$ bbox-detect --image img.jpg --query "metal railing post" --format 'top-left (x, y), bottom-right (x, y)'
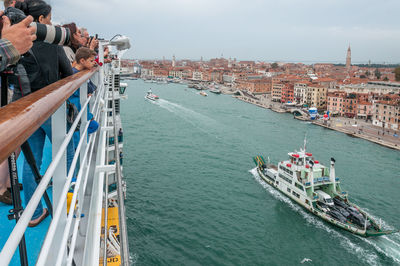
top-left (50, 102), bottom-right (68, 264)
top-left (80, 81), bottom-right (88, 168)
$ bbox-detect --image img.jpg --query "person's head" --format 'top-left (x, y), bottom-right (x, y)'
top-left (77, 27), bottom-right (88, 46)
top-left (75, 47), bottom-right (97, 70)
top-left (15, 0), bottom-right (51, 25)
top-left (79, 28), bottom-right (88, 46)
top-left (62, 22), bottom-right (82, 49)
top-left (4, 0), bottom-right (16, 8)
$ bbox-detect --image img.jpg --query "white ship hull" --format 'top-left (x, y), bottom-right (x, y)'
top-left (256, 167), bottom-right (368, 236)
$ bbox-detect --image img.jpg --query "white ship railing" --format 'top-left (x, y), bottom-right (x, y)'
top-left (0, 48), bottom-right (129, 265)
top-left (0, 67), bottom-right (99, 265)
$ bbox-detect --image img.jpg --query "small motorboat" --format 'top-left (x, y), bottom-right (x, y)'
top-left (199, 91), bottom-right (208, 97)
top-left (145, 89), bottom-right (159, 101)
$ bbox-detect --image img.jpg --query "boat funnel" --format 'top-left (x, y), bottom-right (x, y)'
top-left (330, 158), bottom-right (336, 193)
top-left (309, 161), bottom-right (314, 194)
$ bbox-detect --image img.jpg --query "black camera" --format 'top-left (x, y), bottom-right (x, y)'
top-left (2, 7), bottom-right (70, 46)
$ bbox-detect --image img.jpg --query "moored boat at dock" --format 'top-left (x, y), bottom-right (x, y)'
top-left (209, 88), bottom-right (221, 94)
top-left (252, 142), bottom-right (398, 237)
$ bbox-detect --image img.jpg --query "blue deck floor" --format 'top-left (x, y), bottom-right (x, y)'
top-left (0, 138), bottom-right (52, 265)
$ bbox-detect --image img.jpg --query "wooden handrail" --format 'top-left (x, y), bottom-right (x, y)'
top-left (0, 68), bottom-right (98, 163)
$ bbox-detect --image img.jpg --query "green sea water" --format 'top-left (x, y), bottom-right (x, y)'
top-left (122, 80), bottom-right (400, 265)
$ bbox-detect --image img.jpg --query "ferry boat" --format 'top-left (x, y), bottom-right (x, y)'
top-left (253, 143), bottom-right (398, 237)
top-left (0, 36), bottom-right (131, 265)
top-left (145, 89), bottom-right (159, 101)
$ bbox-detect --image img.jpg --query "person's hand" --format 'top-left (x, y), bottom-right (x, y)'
top-left (89, 37), bottom-right (98, 50)
top-left (2, 15), bottom-right (36, 54)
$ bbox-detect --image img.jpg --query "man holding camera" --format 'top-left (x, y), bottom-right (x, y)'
top-left (0, 13), bottom-right (36, 71)
top-left (0, 11), bottom-right (36, 204)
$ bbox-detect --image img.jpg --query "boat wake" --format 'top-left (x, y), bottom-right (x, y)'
top-left (155, 99), bottom-right (218, 135)
top-left (356, 212), bottom-right (400, 264)
top-left (248, 167), bottom-right (400, 266)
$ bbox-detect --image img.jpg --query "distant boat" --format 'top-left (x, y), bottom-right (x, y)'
top-left (145, 89), bottom-right (159, 101)
top-left (209, 88), bottom-right (221, 94)
top-left (199, 91), bottom-right (208, 97)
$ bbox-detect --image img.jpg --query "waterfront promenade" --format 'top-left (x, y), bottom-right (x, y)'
top-left (232, 93), bottom-right (400, 151)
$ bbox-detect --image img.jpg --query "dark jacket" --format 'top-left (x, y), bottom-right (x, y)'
top-left (18, 42), bottom-right (73, 94)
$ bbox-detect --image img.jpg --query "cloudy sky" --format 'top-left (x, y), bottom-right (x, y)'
top-left (50, 0), bottom-right (400, 63)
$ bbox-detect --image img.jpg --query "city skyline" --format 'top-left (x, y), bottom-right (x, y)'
top-left (50, 0), bottom-right (400, 63)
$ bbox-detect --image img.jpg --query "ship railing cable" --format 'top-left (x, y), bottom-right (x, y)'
top-left (0, 68), bottom-right (99, 265)
top-left (111, 71), bottom-right (130, 265)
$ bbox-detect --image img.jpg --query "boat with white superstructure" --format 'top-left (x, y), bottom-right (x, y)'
top-left (145, 89), bottom-right (159, 101)
top-left (253, 141), bottom-right (398, 237)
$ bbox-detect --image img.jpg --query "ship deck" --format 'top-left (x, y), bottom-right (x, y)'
top-left (0, 140), bottom-right (52, 265)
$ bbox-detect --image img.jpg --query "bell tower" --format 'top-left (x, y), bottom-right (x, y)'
top-left (346, 45), bottom-right (351, 72)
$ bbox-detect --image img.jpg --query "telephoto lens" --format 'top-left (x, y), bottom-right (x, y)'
top-left (2, 7), bottom-right (71, 46)
top-left (31, 23), bottom-right (70, 46)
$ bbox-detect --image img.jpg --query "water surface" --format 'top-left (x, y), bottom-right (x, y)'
top-left (122, 80), bottom-right (400, 265)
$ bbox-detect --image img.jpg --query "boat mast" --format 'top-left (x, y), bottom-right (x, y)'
top-left (309, 160), bottom-right (314, 194)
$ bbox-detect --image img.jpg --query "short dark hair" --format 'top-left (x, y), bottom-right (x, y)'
top-left (75, 47), bottom-right (97, 63)
top-left (4, 0), bottom-right (15, 8)
top-left (15, 0), bottom-right (51, 22)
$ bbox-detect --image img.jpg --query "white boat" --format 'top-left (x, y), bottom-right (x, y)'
top-left (199, 91), bottom-right (208, 97)
top-left (253, 141), bottom-right (398, 237)
top-left (209, 88), bottom-right (221, 94)
top-left (145, 89), bottom-right (159, 101)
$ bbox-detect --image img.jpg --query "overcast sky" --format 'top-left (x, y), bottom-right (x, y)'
top-left (50, 0), bottom-right (400, 64)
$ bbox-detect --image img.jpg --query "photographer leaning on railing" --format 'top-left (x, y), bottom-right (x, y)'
top-left (0, 9), bottom-right (36, 203)
top-left (0, 0), bottom-right (76, 228)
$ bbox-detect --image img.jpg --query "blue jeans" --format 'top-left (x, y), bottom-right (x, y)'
top-left (22, 118), bottom-right (75, 219)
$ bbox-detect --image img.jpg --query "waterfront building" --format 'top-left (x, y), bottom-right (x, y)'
top-left (192, 71), bottom-right (203, 81)
top-left (281, 83), bottom-right (294, 103)
top-left (357, 101), bottom-right (373, 120)
top-left (294, 82), bottom-right (309, 105)
top-left (223, 73), bottom-right (235, 84)
top-left (327, 91), bottom-right (347, 116)
top-left (211, 70), bottom-right (223, 83)
top-left (141, 68), bottom-right (154, 78)
top-left (372, 95), bottom-right (400, 130)
top-left (154, 68), bottom-right (169, 78)
top-left (169, 68), bottom-right (185, 79)
top-left (272, 83), bottom-right (283, 102)
top-left (236, 78), bottom-right (272, 94)
top-left (306, 84), bottom-right (327, 110)
top-left (343, 93), bottom-right (358, 118)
